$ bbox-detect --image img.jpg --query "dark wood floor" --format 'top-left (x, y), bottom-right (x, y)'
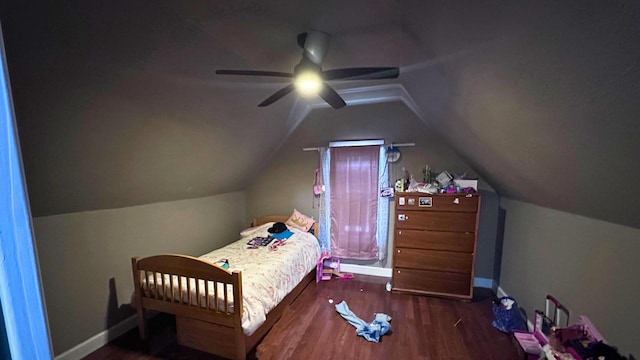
top-left (84, 275), bottom-right (525, 360)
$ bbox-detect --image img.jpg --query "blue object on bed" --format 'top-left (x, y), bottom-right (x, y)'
top-left (272, 230), bottom-right (294, 239)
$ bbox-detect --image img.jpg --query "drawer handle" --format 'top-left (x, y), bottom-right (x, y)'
top-left (398, 230), bottom-right (402, 235)
top-left (397, 249), bottom-right (400, 253)
top-left (397, 270), bottom-right (401, 274)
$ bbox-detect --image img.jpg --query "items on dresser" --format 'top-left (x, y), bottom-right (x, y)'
top-left (392, 193), bottom-right (480, 300)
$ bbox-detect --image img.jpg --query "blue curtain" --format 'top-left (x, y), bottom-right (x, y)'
top-left (317, 147), bottom-right (331, 253)
top-left (376, 146), bottom-right (389, 260)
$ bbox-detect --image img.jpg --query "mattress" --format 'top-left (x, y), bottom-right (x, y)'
top-left (143, 223), bottom-right (321, 335)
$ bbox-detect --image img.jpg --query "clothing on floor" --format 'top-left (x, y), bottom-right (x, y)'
top-left (335, 300), bottom-right (391, 343)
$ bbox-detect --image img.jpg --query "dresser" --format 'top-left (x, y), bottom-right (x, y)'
top-left (392, 193), bottom-right (481, 300)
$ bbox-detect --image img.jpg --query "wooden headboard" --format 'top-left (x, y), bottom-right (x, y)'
top-left (251, 215), bottom-right (319, 237)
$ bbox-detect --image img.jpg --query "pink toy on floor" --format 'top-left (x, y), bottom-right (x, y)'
top-left (321, 268), bottom-right (354, 281)
top-left (316, 253), bottom-right (354, 282)
top-left (334, 271), bottom-right (354, 281)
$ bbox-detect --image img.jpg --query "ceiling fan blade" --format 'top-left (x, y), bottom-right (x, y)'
top-left (258, 84), bottom-right (295, 107)
top-left (297, 33), bottom-right (307, 49)
top-left (303, 30), bottom-right (331, 65)
top-left (216, 69), bottom-right (293, 78)
top-left (318, 83), bottom-right (346, 109)
top-left (323, 67), bottom-right (399, 81)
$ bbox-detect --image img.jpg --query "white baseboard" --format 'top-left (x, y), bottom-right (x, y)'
top-left (339, 264), bottom-right (392, 277)
top-left (55, 315), bottom-right (138, 360)
top-left (340, 266), bottom-right (499, 294)
top-left (497, 285), bottom-right (508, 298)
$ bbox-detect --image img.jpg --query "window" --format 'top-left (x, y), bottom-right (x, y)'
top-left (318, 140), bottom-right (388, 260)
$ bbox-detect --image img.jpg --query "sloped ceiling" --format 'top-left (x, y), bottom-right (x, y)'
top-left (1, 1), bottom-right (639, 229)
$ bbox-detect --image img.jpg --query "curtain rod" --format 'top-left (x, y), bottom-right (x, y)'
top-left (302, 142), bottom-right (415, 151)
top-left (384, 142), bottom-right (415, 147)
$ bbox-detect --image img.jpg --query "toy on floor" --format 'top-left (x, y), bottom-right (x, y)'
top-left (316, 253), bottom-right (353, 282)
top-left (316, 253), bottom-right (336, 281)
top-left (324, 269), bottom-right (354, 281)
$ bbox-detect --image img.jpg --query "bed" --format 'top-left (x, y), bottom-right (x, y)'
top-left (131, 215), bottom-right (320, 359)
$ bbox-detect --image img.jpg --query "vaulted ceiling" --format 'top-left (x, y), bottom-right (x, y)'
top-left (2, 1), bottom-right (639, 229)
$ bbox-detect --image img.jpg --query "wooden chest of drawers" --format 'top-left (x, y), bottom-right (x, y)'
top-left (392, 193), bottom-right (480, 300)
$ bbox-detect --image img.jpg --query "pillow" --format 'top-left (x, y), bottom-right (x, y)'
top-left (240, 223), bottom-right (272, 237)
top-left (285, 209), bottom-right (315, 232)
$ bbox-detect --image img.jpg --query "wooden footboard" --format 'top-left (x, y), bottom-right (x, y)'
top-left (132, 216), bottom-right (319, 359)
top-left (131, 254), bottom-right (246, 359)
top-left (132, 254), bottom-right (316, 360)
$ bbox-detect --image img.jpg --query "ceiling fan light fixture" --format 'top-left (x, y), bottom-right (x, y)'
top-left (294, 71), bottom-right (322, 96)
top-left (216, 29), bottom-right (399, 108)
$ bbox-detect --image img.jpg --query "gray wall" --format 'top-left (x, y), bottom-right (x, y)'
top-left (247, 102), bottom-right (500, 281)
top-left (475, 191), bottom-right (502, 283)
top-left (248, 145), bottom-right (500, 280)
top-left (499, 198), bottom-right (639, 356)
top-left (33, 191), bottom-right (246, 356)
top-left (247, 101), bottom-right (493, 216)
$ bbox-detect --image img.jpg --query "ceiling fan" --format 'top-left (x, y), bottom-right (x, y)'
top-left (215, 30), bottom-right (400, 109)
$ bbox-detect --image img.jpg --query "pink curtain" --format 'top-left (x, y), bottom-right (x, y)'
top-left (330, 146), bottom-right (379, 259)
